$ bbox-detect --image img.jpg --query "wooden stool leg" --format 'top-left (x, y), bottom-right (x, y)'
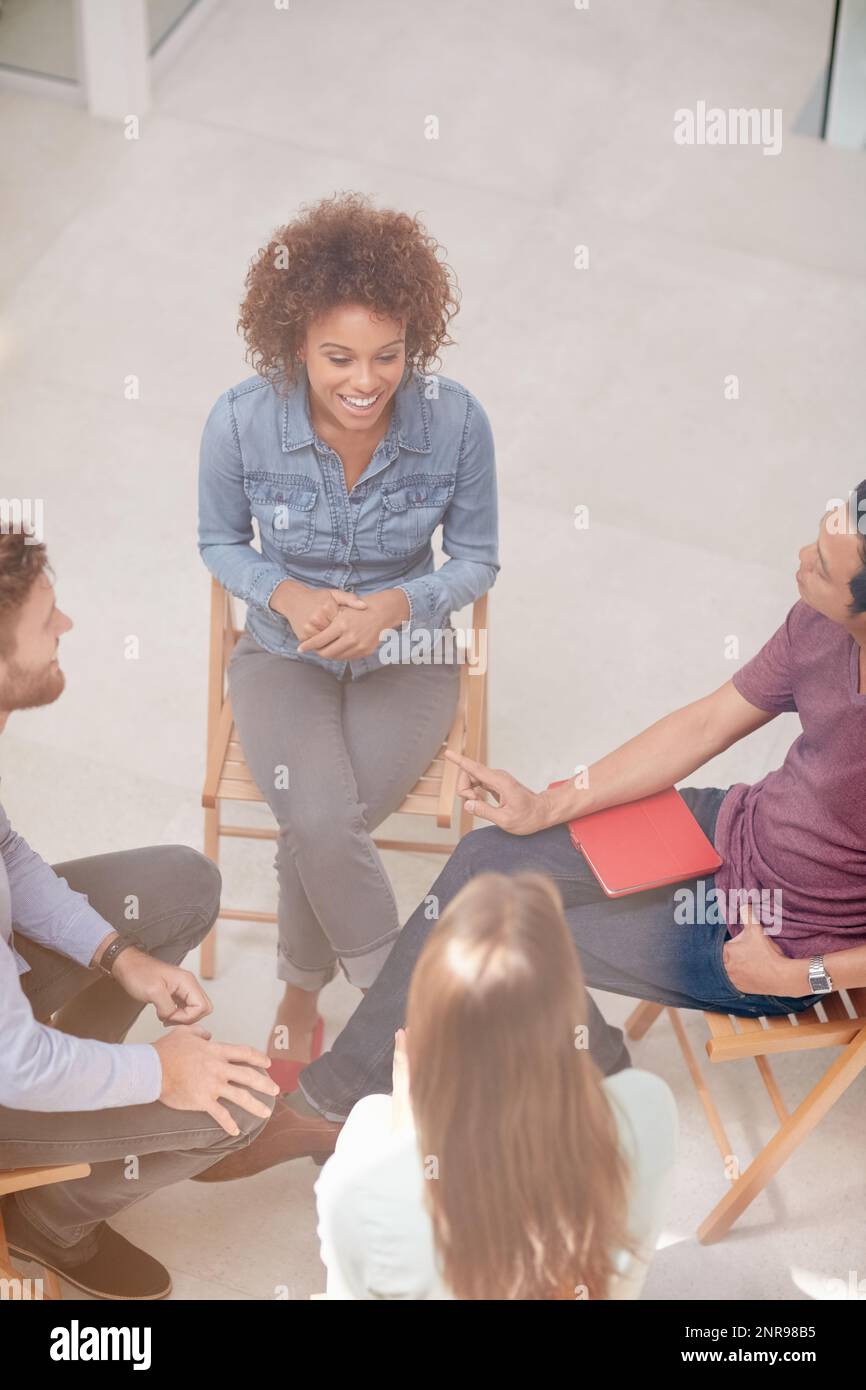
top-left (698, 1026), bottom-right (866, 1244)
top-left (0, 1257), bottom-right (23, 1295)
top-left (668, 1008), bottom-right (733, 1161)
top-left (625, 1000), bottom-right (665, 1040)
top-left (201, 804), bottom-right (220, 980)
top-left (480, 677), bottom-right (488, 766)
top-left (0, 1249), bottom-right (62, 1300)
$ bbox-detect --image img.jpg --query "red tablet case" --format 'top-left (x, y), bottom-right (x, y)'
top-left (547, 783), bottom-right (723, 897)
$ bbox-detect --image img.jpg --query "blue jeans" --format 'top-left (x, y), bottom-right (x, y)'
top-left (300, 786), bottom-right (819, 1121)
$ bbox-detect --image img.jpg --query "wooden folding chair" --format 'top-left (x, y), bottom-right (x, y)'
top-left (200, 577), bottom-right (489, 978)
top-left (625, 989), bottom-right (866, 1242)
top-left (0, 1164), bottom-right (91, 1299)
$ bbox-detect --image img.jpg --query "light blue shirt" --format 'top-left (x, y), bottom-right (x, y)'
top-left (197, 365), bottom-right (500, 677)
top-left (0, 797), bottom-right (162, 1112)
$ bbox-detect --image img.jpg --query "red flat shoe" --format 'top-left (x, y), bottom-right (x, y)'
top-left (267, 1015), bottom-right (325, 1096)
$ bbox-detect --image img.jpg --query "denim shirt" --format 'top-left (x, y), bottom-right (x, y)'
top-left (197, 365), bottom-right (499, 678)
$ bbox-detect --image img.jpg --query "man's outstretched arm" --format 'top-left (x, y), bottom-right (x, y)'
top-left (540, 679), bottom-right (778, 826)
top-left (445, 679), bottom-right (778, 835)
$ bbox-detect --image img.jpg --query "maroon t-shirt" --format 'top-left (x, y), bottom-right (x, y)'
top-left (713, 600), bottom-right (866, 958)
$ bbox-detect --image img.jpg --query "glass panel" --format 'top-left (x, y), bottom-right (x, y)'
top-left (147, 0), bottom-right (200, 54)
top-left (0, 0), bottom-right (79, 82)
top-left (825, 0), bottom-right (866, 149)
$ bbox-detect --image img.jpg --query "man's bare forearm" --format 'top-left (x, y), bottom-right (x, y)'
top-left (761, 941), bottom-right (866, 997)
top-left (539, 701), bottom-right (722, 829)
top-left (817, 944), bottom-right (866, 992)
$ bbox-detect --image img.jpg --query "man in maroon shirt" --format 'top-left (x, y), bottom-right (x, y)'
top-left (440, 485), bottom-right (866, 1001)
top-left (198, 482), bottom-right (866, 1175)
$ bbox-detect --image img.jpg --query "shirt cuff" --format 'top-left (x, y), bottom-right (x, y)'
top-left (123, 1043), bottom-right (164, 1105)
top-left (395, 576), bottom-right (447, 633)
top-left (249, 563), bottom-right (292, 612)
top-left (61, 908), bottom-right (118, 969)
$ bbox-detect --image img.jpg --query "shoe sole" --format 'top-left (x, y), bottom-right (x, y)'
top-left (7, 1242), bottom-right (172, 1300)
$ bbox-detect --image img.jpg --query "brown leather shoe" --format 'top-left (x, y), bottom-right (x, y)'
top-left (190, 1097), bottom-right (343, 1183)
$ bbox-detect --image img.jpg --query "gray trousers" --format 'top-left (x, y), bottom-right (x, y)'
top-left (228, 634), bottom-right (461, 990)
top-left (0, 845), bottom-right (273, 1262)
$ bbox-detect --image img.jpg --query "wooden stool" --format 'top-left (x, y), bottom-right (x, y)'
top-left (0, 1164), bottom-right (91, 1300)
top-left (626, 989), bottom-right (866, 1242)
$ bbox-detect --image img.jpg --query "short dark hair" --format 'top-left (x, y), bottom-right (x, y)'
top-left (851, 479), bottom-right (866, 616)
top-left (0, 531), bottom-right (50, 659)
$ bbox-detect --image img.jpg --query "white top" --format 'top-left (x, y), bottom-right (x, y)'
top-left (314, 1068), bottom-right (678, 1300)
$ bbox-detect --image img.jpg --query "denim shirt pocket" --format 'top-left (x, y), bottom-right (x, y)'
top-left (243, 472), bottom-right (318, 555)
top-left (376, 473), bottom-right (456, 558)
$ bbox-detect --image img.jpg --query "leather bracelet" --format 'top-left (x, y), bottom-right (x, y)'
top-left (97, 935), bottom-right (137, 977)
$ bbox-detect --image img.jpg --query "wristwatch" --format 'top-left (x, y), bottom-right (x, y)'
top-left (807, 954), bottom-right (834, 995)
top-left (97, 935), bottom-right (137, 977)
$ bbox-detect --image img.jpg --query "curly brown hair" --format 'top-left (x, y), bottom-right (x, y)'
top-left (0, 531), bottom-right (50, 659)
top-left (238, 192), bottom-right (461, 393)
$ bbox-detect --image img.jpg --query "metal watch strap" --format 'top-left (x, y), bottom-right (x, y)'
top-left (98, 935), bottom-right (136, 976)
top-left (808, 954), bottom-right (833, 994)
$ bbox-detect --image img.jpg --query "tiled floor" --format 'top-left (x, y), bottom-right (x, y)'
top-left (2, 0), bottom-right (864, 1300)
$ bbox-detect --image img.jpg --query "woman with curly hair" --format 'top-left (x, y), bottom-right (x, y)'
top-left (198, 193), bottom-right (499, 1078)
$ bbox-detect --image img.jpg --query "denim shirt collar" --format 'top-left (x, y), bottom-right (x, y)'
top-left (282, 362), bottom-right (432, 456)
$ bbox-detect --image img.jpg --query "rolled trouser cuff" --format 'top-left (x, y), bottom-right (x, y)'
top-left (336, 931), bottom-right (399, 989)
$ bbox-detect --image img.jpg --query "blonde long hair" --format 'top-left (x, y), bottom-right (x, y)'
top-left (405, 871), bottom-right (640, 1300)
